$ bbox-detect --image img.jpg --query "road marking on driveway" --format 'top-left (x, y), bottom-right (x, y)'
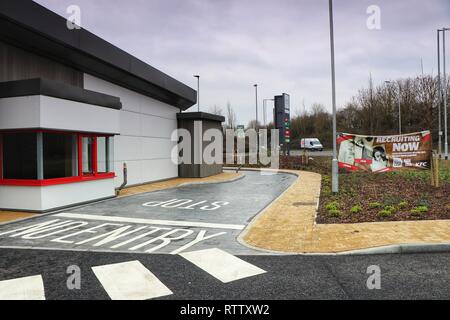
top-left (0, 275), bottom-right (45, 300)
top-left (55, 213), bottom-right (245, 230)
top-left (180, 248), bottom-right (267, 283)
top-left (92, 260), bottom-right (173, 300)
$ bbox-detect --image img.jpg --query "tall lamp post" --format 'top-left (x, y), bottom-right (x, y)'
top-left (438, 29), bottom-right (443, 157)
top-left (194, 75), bottom-right (200, 112)
top-left (254, 84), bottom-right (259, 129)
top-left (443, 28), bottom-right (449, 160)
top-left (328, 0), bottom-right (338, 193)
top-left (385, 80), bottom-right (402, 135)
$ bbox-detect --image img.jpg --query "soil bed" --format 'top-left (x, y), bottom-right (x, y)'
top-left (228, 154), bottom-right (450, 224)
top-left (317, 161), bottom-right (450, 224)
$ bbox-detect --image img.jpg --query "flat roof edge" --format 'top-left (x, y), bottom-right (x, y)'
top-left (0, 0), bottom-right (196, 110)
top-left (0, 78), bottom-right (123, 110)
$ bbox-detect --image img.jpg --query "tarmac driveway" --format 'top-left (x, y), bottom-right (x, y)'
top-left (0, 171), bottom-right (297, 255)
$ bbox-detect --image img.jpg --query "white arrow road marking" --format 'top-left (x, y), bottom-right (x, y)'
top-left (92, 260), bottom-right (173, 300)
top-left (180, 248), bottom-right (267, 283)
top-left (0, 275), bottom-right (45, 300)
top-left (56, 212), bottom-right (245, 230)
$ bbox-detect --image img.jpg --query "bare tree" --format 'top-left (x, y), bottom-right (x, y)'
top-left (226, 102), bottom-right (237, 129)
top-left (208, 105), bottom-right (224, 116)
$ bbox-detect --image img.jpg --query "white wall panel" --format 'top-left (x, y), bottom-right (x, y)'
top-left (140, 114), bottom-right (177, 138)
top-left (83, 74), bottom-right (141, 113)
top-left (141, 137), bottom-right (175, 160)
top-left (0, 96), bottom-right (40, 129)
top-left (41, 179), bottom-right (115, 211)
top-left (141, 159), bottom-right (178, 183)
top-left (40, 96), bottom-right (120, 134)
top-left (0, 186), bottom-right (42, 211)
top-left (84, 73), bottom-right (179, 186)
top-left (120, 110), bottom-right (141, 136)
top-left (114, 135), bottom-right (141, 161)
top-left (0, 179), bottom-right (115, 212)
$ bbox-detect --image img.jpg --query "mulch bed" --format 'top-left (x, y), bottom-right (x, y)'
top-left (316, 170), bottom-right (450, 224)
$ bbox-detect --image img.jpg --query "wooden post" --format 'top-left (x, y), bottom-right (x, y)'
top-left (431, 154), bottom-right (439, 188)
top-left (431, 153), bottom-right (435, 187)
top-left (434, 156), bottom-right (440, 188)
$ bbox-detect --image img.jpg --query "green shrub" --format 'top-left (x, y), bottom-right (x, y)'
top-left (350, 205), bottom-right (362, 214)
top-left (369, 202), bottom-right (382, 209)
top-left (447, 204), bottom-right (450, 211)
top-left (384, 205), bottom-right (397, 214)
top-left (411, 205), bottom-right (429, 216)
top-left (328, 209), bottom-right (341, 217)
top-left (379, 210), bottom-right (392, 217)
top-left (398, 201), bottom-right (408, 209)
top-left (325, 201), bottom-right (339, 211)
top-left (322, 186), bottom-right (332, 196)
top-left (416, 198), bottom-right (430, 207)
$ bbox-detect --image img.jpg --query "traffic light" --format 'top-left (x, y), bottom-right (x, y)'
top-left (284, 116), bottom-right (291, 143)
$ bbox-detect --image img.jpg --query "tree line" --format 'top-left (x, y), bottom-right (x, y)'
top-left (276, 75), bottom-right (449, 149)
top-left (213, 75), bottom-right (449, 150)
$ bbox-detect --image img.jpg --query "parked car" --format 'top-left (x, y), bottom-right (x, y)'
top-left (300, 138), bottom-right (324, 151)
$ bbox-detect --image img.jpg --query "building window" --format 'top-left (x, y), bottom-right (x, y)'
top-left (81, 136), bottom-right (94, 175)
top-left (43, 133), bottom-right (78, 179)
top-left (1, 132), bottom-right (38, 180)
top-left (96, 136), bottom-right (110, 174)
top-left (0, 130), bottom-right (114, 186)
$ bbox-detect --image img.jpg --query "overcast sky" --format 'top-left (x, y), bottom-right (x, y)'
top-left (35, 0), bottom-right (450, 125)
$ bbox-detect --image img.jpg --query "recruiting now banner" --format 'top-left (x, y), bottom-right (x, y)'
top-left (337, 131), bottom-right (432, 173)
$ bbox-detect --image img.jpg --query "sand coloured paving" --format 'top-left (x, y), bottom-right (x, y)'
top-left (117, 171), bottom-right (243, 197)
top-left (0, 211), bottom-right (36, 223)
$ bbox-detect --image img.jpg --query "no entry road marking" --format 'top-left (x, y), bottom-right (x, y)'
top-left (180, 248), bottom-right (267, 283)
top-left (92, 260), bottom-right (173, 300)
top-left (0, 275), bottom-right (45, 300)
top-left (55, 213), bottom-right (245, 230)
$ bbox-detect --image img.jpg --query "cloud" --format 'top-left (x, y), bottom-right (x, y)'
top-left (34, 0), bottom-right (450, 125)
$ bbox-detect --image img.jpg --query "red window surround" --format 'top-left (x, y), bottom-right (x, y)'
top-left (0, 129), bottom-right (115, 187)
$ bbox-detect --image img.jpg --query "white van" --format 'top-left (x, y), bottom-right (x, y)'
top-left (300, 138), bottom-right (324, 151)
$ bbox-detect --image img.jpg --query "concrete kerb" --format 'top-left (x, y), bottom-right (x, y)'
top-left (231, 167), bottom-right (450, 256)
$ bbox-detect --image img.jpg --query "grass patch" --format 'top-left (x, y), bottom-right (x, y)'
top-left (398, 201), bottom-right (408, 209)
top-left (369, 202), bottom-right (382, 209)
top-left (328, 209), bottom-right (342, 217)
top-left (378, 210), bottom-right (393, 218)
top-left (411, 205), bottom-right (429, 216)
top-left (350, 205), bottom-right (362, 214)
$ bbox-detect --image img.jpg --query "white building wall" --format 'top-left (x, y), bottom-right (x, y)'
top-left (0, 179), bottom-right (114, 212)
top-left (0, 95), bottom-right (120, 134)
top-left (83, 74), bottom-right (179, 187)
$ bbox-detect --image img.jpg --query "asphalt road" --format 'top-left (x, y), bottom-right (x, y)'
top-left (1, 248), bottom-right (450, 300)
top-left (0, 171), bottom-right (296, 255)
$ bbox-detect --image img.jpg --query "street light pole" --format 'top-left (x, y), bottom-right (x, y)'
top-left (398, 83), bottom-right (402, 135)
top-left (444, 28), bottom-right (449, 160)
top-left (438, 30), bottom-right (443, 157)
top-left (328, 0), bottom-right (338, 193)
top-left (254, 84), bottom-right (258, 130)
top-left (194, 75), bottom-right (200, 112)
